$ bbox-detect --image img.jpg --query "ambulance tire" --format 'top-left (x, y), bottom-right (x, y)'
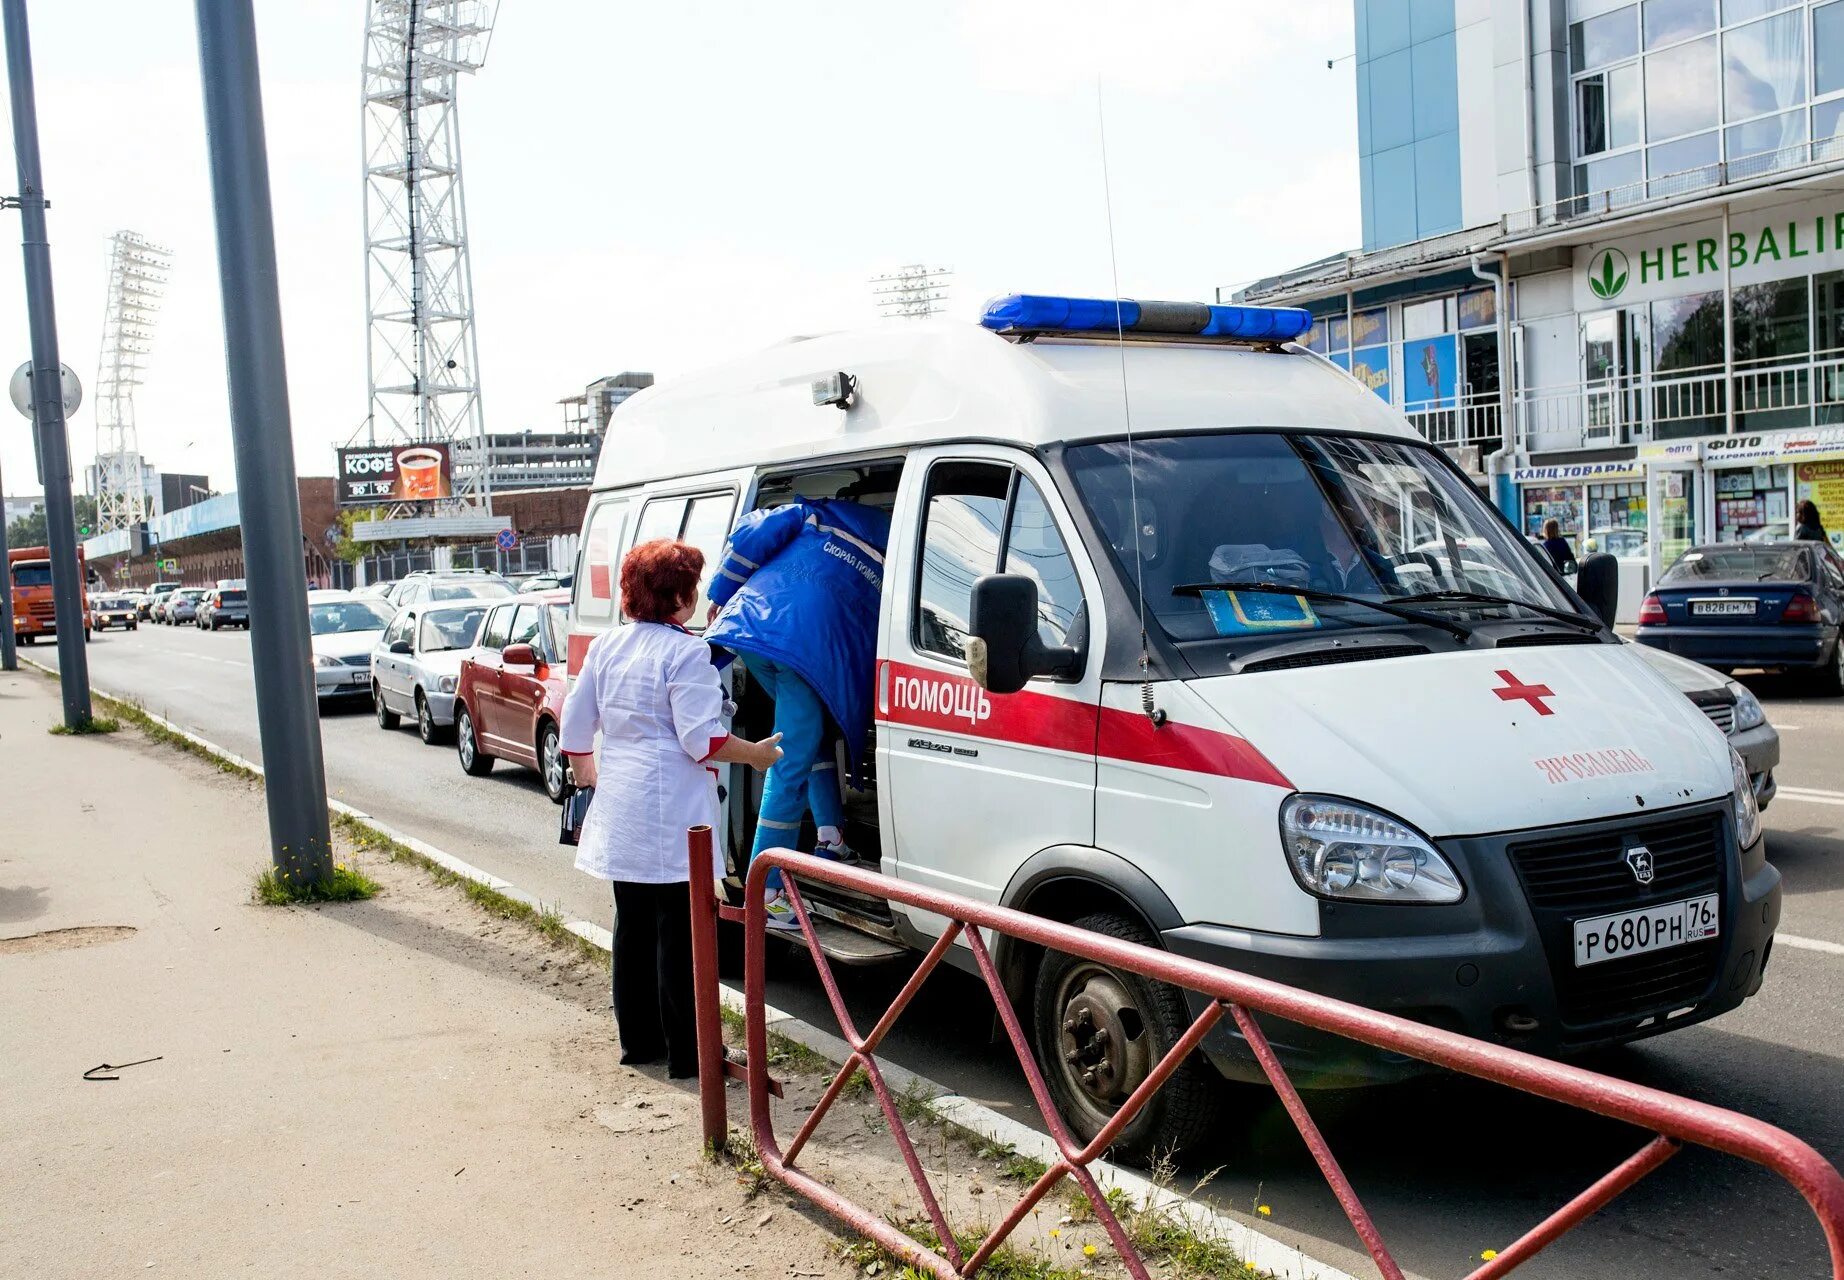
top-left (1032, 911), bottom-right (1222, 1163)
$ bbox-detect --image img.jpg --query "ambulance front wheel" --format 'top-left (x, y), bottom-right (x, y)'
top-left (1032, 911), bottom-right (1222, 1163)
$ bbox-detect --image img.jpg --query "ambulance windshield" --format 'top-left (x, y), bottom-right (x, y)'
top-left (1064, 432), bottom-right (1582, 646)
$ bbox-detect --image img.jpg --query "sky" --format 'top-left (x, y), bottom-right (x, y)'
top-left (0, 1), bottom-right (1358, 502)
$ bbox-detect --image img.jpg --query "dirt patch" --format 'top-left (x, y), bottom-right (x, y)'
top-left (0, 925), bottom-right (137, 956)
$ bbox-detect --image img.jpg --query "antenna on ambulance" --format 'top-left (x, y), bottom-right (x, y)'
top-left (1096, 80), bottom-right (1164, 728)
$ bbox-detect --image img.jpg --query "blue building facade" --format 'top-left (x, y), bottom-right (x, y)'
top-left (1358, 0), bottom-right (1464, 249)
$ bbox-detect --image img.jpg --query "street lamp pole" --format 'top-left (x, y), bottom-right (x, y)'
top-left (3, 0), bottom-right (91, 724)
top-left (192, 0), bottom-right (332, 885)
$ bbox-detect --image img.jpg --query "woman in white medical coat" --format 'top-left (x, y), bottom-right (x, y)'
top-left (561, 538), bottom-right (781, 1076)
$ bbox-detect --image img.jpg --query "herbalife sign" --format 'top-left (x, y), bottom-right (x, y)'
top-left (1574, 191), bottom-right (1844, 310)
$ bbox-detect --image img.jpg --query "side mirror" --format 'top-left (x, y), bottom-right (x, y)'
top-left (389, 638), bottom-right (412, 655)
top-left (503, 642), bottom-right (537, 667)
top-left (966, 573), bottom-right (1083, 695)
top-left (1576, 552), bottom-right (1618, 629)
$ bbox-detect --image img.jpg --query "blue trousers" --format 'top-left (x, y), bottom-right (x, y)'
top-left (744, 655), bottom-right (842, 892)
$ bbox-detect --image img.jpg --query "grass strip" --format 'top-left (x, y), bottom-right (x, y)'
top-left (49, 716), bottom-right (120, 735)
top-left (254, 861), bottom-right (380, 904)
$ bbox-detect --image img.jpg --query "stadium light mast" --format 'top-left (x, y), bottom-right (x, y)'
top-left (94, 230), bottom-right (171, 533)
top-left (871, 264), bottom-right (952, 320)
top-left (359, 0), bottom-right (496, 521)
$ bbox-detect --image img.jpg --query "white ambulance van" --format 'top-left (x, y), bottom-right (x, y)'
top-left (568, 294), bottom-right (1779, 1158)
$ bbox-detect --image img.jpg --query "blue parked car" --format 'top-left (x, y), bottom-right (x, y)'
top-left (1636, 542), bottom-right (1844, 694)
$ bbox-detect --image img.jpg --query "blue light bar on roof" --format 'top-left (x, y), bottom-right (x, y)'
top-left (980, 293), bottom-right (1312, 343)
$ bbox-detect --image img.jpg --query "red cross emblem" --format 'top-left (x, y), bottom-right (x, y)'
top-left (1493, 669), bottom-right (1555, 715)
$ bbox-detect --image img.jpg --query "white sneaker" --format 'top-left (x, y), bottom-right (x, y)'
top-left (762, 891), bottom-right (801, 931)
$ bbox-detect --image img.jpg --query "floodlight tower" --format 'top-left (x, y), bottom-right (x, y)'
top-left (871, 264), bottom-right (952, 320)
top-left (361, 0), bottom-right (496, 514)
top-left (94, 230), bottom-right (171, 533)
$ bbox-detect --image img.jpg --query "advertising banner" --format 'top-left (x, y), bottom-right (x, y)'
top-left (1401, 333), bottom-right (1456, 411)
top-left (337, 442), bottom-right (453, 506)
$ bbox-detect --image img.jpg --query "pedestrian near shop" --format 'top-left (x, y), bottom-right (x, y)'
top-left (560, 538), bottom-right (781, 1076)
top-left (1794, 499), bottom-right (1827, 544)
top-left (1540, 518), bottom-right (1575, 573)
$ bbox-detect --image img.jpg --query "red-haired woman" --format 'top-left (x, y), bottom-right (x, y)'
top-left (560, 538), bottom-right (781, 1076)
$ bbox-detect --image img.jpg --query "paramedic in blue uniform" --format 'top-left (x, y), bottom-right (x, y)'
top-left (706, 489), bottom-right (892, 929)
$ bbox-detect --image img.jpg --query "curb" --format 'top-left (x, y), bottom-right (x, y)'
top-left (19, 656), bottom-right (1357, 1280)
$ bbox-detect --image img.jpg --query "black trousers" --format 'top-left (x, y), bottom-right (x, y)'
top-left (610, 879), bottom-right (696, 1077)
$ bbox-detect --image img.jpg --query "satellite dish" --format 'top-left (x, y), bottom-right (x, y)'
top-left (9, 361), bottom-right (83, 420)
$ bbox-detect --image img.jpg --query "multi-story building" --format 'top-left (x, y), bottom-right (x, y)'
top-left (82, 463), bottom-right (213, 517)
top-left (481, 429), bottom-right (599, 491)
top-left (557, 372), bottom-right (654, 435)
top-left (1237, 0), bottom-right (1844, 585)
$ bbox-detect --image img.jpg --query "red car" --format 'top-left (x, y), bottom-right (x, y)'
top-left (453, 590), bottom-right (572, 802)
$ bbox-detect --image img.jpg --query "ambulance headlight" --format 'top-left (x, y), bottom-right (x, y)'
top-left (1730, 748), bottom-right (1762, 851)
top-left (1280, 795), bottom-right (1463, 904)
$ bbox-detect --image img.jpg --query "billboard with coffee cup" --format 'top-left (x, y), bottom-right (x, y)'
top-left (336, 442), bottom-right (453, 505)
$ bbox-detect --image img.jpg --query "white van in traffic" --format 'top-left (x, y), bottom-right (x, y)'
top-left (568, 294), bottom-right (1780, 1157)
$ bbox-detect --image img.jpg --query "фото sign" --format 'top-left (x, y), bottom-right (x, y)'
top-left (336, 442), bottom-right (453, 506)
top-left (1577, 192), bottom-right (1844, 310)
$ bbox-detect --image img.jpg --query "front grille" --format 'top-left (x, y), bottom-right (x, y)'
top-left (1508, 812), bottom-right (1723, 913)
top-left (1507, 810), bottom-right (1727, 1032)
top-left (27, 601), bottom-right (54, 620)
top-left (1240, 644), bottom-right (1427, 673)
top-left (1701, 702), bottom-right (1736, 734)
top-left (339, 653), bottom-right (371, 667)
top-left (1554, 938), bottom-right (1722, 1027)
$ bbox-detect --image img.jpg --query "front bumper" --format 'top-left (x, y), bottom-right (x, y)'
top-left (315, 666), bottom-right (374, 699)
top-left (1636, 623), bottom-right (1835, 669)
top-left (1164, 801), bottom-right (1780, 1087)
top-left (423, 689), bottom-right (458, 724)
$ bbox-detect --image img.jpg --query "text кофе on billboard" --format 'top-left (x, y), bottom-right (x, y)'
top-left (337, 443), bottom-right (452, 506)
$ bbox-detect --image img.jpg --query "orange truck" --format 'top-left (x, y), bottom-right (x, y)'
top-left (8, 544), bottom-right (90, 645)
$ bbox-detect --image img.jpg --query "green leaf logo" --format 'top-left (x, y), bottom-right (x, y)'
top-left (1587, 248), bottom-right (1629, 301)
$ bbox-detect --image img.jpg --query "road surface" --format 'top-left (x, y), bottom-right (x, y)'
top-left (36, 620), bottom-right (1844, 1279)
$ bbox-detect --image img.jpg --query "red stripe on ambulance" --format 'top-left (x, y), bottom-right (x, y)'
top-left (876, 659), bottom-right (1290, 789)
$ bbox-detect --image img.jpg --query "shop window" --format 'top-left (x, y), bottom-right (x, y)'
top-left (1714, 463), bottom-right (1791, 539)
top-left (1815, 270), bottom-right (1844, 353)
top-left (1652, 469), bottom-right (1699, 567)
top-left (1645, 0), bottom-right (1716, 46)
top-left (1523, 486), bottom-right (1583, 547)
top-left (1351, 345), bottom-right (1392, 402)
top-left (1572, 6), bottom-right (1639, 69)
top-left (1350, 307), bottom-right (1390, 347)
top-left (1400, 298), bottom-right (1450, 341)
top-left (1733, 277), bottom-right (1810, 362)
top-left (1457, 288), bottom-right (1496, 330)
top-left (1818, 1), bottom-right (1844, 97)
top-left (1647, 36), bottom-right (1720, 137)
top-left (1651, 292), bottom-right (1725, 370)
top-left (1587, 482), bottom-right (1649, 558)
top-left (1723, 12), bottom-right (1806, 121)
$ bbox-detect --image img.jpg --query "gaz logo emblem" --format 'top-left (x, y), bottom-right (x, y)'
top-left (1625, 845), bottom-right (1655, 885)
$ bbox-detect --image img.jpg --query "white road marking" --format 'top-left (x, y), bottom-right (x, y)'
top-left (1779, 933), bottom-right (1844, 956)
top-left (1776, 786), bottom-right (1844, 807)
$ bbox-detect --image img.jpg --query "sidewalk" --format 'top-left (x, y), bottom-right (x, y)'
top-left (0, 669), bottom-right (844, 1278)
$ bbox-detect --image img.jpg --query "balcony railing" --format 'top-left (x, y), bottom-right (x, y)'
top-left (1402, 388), bottom-right (1504, 450)
top-left (1502, 135), bottom-right (1844, 237)
top-left (1515, 349), bottom-right (1844, 452)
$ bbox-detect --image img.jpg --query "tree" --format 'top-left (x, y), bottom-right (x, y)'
top-left (5, 495), bottom-right (98, 549)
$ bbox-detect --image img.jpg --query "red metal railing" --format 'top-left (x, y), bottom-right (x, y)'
top-left (687, 829), bottom-right (1844, 1280)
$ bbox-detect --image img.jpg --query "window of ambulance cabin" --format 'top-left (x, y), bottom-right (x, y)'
top-left (507, 603), bottom-right (541, 649)
top-left (479, 604), bottom-right (512, 651)
top-left (574, 498), bottom-right (629, 623)
top-left (679, 493), bottom-right (738, 629)
top-left (1002, 476), bottom-right (1086, 650)
top-left (629, 491), bottom-right (737, 629)
top-left (914, 461), bottom-right (1010, 663)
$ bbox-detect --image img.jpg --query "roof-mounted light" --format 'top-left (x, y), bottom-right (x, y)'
top-left (980, 293), bottom-right (1312, 343)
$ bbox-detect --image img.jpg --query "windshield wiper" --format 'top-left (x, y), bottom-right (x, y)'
top-left (1170, 580), bottom-right (1473, 640)
top-left (1391, 589), bottom-right (1602, 632)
